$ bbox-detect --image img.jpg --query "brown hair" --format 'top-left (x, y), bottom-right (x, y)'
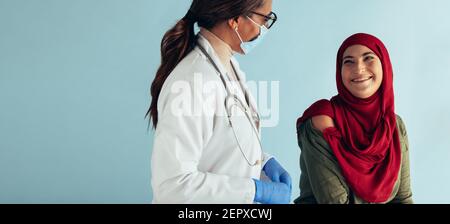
top-left (145, 0), bottom-right (266, 128)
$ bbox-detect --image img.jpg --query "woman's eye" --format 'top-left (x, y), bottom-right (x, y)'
top-left (364, 56), bottom-right (374, 61)
top-left (343, 60), bottom-right (354, 64)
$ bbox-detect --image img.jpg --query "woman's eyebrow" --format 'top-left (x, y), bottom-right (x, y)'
top-left (362, 52), bottom-right (375, 56)
top-left (344, 52), bottom-right (375, 59)
top-left (343, 55), bottom-right (354, 60)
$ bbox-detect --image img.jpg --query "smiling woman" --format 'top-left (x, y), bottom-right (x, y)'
top-left (295, 33), bottom-right (413, 204)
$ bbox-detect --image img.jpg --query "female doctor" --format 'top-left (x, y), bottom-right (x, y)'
top-left (146, 0), bottom-right (291, 204)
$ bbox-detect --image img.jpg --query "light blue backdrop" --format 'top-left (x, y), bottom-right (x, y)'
top-left (1, 0), bottom-right (449, 203)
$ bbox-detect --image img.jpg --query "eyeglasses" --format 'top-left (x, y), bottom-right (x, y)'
top-left (250, 11), bottom-right (277, 29)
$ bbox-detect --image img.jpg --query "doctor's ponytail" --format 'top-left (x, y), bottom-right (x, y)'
top-left (146, 0), bottom-right (265, 128)
top-left (146, 11), bottom-right (197, 129)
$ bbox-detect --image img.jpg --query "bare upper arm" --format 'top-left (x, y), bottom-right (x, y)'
top-left (311, 115), bottom-right (335, 132)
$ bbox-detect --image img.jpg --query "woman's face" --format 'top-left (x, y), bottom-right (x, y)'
top-left (233, 0), bottom-right (272, 53)
top-left (341, 45), bottom-right (383, 99)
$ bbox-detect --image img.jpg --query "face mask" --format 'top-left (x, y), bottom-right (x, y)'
top-left (234, 16), bottom-right (269, 55)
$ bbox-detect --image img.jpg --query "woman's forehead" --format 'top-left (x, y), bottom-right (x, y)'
top-left (343, 44), bottom-right (375, 57)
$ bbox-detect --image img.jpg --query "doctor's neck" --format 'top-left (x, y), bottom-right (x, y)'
top-left (200, 27), bottom-right (234, 68)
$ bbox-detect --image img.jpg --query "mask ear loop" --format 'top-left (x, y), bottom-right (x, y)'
top-left (234, 26), bottom-right (245, 43)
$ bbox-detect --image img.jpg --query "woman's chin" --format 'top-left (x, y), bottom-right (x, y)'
top-left (348, 87), bottom-right (377, 99)
top-left (347, 81), bottom-right (379, 99)
top-left (352, 90), bottom-right (378, 99)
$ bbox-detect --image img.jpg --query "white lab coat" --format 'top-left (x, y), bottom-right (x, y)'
top-left (151, 34), bottom-right (272, 204)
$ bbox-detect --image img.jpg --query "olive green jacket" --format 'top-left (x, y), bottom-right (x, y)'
top-left (294, 115), bottom-right (413, 204)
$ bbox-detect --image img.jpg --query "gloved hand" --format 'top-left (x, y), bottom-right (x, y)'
top-left (263, 158), bottom-right (292, 190)
top-left (253, 179), bottom-right (291, 204)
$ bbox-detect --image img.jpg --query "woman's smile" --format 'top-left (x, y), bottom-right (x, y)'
top-left (350, 75), bottom-right (375, 90)
top-left (351, 75), bottom-right (373, 83)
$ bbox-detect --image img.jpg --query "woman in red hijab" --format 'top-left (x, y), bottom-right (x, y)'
top-left (294, 33), bottom-right (413, 204)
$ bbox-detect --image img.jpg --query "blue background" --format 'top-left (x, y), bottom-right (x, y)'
top-left (1, 0), bottom-right (449, 203)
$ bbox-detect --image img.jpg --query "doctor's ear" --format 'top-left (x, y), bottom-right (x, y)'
top-left (227, 17), bottom-right (241, 30)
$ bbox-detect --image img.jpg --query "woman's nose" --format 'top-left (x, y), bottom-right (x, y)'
top-left (355, 61), bottom-right (366, 74)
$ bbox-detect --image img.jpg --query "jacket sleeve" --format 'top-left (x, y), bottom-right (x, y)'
top-left (297, 119), bottom-right (350, 204)
top-left (390, 116), bottom-right (414, 204)
top-left (151, 65), bottom-right (255, 204)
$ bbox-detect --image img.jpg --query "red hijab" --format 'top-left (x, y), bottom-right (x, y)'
top-left (297, 33), bottom-right (401, 203)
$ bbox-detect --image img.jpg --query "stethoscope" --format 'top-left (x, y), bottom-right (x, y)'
top-left (197, 41), bottom-right (264, 167)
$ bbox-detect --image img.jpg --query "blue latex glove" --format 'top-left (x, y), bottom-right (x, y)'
top-left (263, 158), bottom-right (292, 190)
top-left (253, 179), bottom-right (291, 204)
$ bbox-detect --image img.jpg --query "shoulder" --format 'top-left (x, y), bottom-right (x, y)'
top-left (297, 118), bottom-right (332, 152)
top-left (395, 114), bottom-right (408, 138)
top-left (157, 48), bottom-right (224, 109)
top-left (312, 115), bottom-right (335, 132)
top-left (297, 118), bottom-right (337, 164)
top-left (395, 114), bottom-right (409, 154)
top-left (160, 48), bottom-right (223, 94)
top-left (169, 48), bottom-right (221, 83)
